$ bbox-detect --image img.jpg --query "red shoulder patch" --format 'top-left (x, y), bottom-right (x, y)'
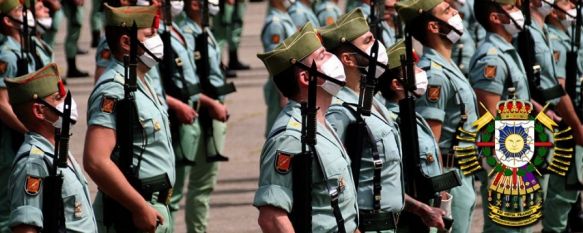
top-left (25, 176), bottom-right (42, 196)
top-left (326, 16), bottom-right (334, 25)
top-left (275, 152), bottom-right (293, 174)
top-left (100, 96), bottom-right (117, 113)
top-left (484, 65), bottom-right (497, 79)
top-left (271, 34), bottom-right (281, 44)
top-left (100, 49), bottom-right (111, 60)
top-left (427, 85), bottom-right (441, 102)
top-left (0, 61), bottom-right (7, 74)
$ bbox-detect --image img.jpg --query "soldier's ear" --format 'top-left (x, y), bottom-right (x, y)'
top-left (31, 102), bottom-right (46, 121)
top-left (119, 34), bottom-right (131, 54)
top-left (340, 52), bottom-right (355, 68)
top-left (427, 21), bottom-right (440, 34)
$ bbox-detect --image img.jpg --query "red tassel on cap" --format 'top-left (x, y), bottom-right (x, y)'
top-left (57, 80), bottom-right (66, 97)
top-left (153, 11), bottom-right (160, 29)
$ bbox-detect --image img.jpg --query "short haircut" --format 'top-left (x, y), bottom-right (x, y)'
top-left (273, 66), bottom-right (301, 99)
top-left (104, 26), bottom-right (127, 54)
top-left (377, 67), bottom-right (400, 101)
top-left (474, 0), bottom-right (501, 32)
top-left (407, 13), bottom-right (433, 45)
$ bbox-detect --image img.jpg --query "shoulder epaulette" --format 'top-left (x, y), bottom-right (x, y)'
top-left (487, 47), bottom-right (497, 55)
top-left (430, 61), bottom-right (442, 70)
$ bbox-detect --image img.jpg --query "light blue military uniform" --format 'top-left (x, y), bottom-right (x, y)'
top-left (169, 16), bottom-right (229, 233)
top-left (32, 36), bottom-right (54, 66)
top-left (261, 8), bottom-right (296, 136)
top-left (0, 35), bottom-right (36, 232)
top-left (314, 0), bottom-right (342, 26)
top-left (541, 24), bottom-right (581, 233)
top-left (43, 9), bottom-right (64, 46)
top-left (94, 38), bottom-right (167, 109)
top-left (456, 0), bottom-right (485, 43)
top-left (157, 23), bottom-right (202, 165)
top-left (451, 28), bottom-right (476, 76)
top-left (345, 0), bottom-right (361, 13)
top-left (416, 47), bottom-right (479, 233)
top-left (327, 87), bottom-right (403, 233)
top-left (253, 100), bottom-right (359, 233)
top-left (469, 32), bottom-right (532, 233)
top-left (380, 21), bottom-right (397, 48)
top-left (7, 132), bottom-right (98, 232)
top-left (88, 59), bottom-right (175, 233)
top-left (288, 1), bottom-right (320, 28)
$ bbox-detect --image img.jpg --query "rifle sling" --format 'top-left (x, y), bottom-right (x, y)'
top-left (341, 102), bottom-right (382, 212)
top-left (358, 210), bottom-right (397, 231)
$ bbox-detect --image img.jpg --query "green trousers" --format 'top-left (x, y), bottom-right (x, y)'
top-left (212, 0), bottom-right (246, 52)
top-left (170, 120), bottom-right (226, 233)
top-left (62, 3), bottom-right (84, 58)
top-left (90, 0), bottom-right (103, 32)
top-left (93, 192), bottom-right (174, 233)
top-left (447, 167), bottom-right (476, 233)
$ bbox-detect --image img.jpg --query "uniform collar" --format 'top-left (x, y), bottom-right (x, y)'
top-left (25, 132), bottom-right (55, 155)
top-left (106, 58), bottom-right (159, 104)
top-left (422, 47), bottom-right (465, 78)
top-left (485, 32), bottom-right (515, 52)
top-left (386, 101), bottom-right (399, 113)
top-left (184, 17), bottom-right (203, 35)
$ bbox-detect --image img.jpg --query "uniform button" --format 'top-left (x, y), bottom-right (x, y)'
top-left (427, 153), bottom-right (434, 163)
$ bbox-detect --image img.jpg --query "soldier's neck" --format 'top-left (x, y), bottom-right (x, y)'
top-left (10, 32), bottom-right (21, 44)
top-left (530, 9), bottom-right (545, 28)
top-left (316, 95), bottom-right (331, 125)
top-left (345, 70), bottom-right (361, 91)
top-left (493, 27), bottom-right (512, 43)
top-left (428, 39), bottom-right (453, 61)
top-left (190, 13), bottom-right (202, 26)
top-left (548, 18), bottom-right (566, 32)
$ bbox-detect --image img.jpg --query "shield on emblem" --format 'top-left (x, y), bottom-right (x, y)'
top-left (494, 120), bottom-right (535, 168)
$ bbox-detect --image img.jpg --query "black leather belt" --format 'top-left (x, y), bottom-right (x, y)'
top-left (358, 210), bottom-right (397, 231)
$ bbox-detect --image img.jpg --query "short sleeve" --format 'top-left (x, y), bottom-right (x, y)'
top-left (262, 22), bottom-right (285, 52)
top-left (0, 53), bottom-right (18, 87)
top-left (415, 70), bottom-right (450, 122)
top-left (326, 104), bottom-right (354, 142)
top-left (8, 156), bottom-right (49, 229)
top-left (253, 134), bottom-right (302, 213)
top-left (469, 55), bottom-right (507, 96)
top-left (86, 81), bottom-right (124, 129)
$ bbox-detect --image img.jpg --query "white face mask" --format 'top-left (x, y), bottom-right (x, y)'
top-left (208, 0), bottom-right (220, 16)
top-left (318, 55), bottom-right (346, 96)
top-left (445, 14), bottom-right (464, 43)
top-left (413, 70), bottom-right (428, 97)
top-left (170, 0), bottom-right (184, 18)
top-left (538, 0), bottom-right (554, 17)
top-left (36, 17), bottom-right (52, 34)
top-left (561, 8), bottom-right (577, 28)
top-left (136, 0), bottom-right (150, 6)
top-left (16, 10), bottom-right (35, 29)
top-left (283, 0), bottom-right (294, 9)
top-left (139, 34), bottom-right (164, 68)
top-left (362, 42), bottom-right (388, 79)
top-left (504, 10), bottom-right (525, 37)
top-left (50, 98), bottom-right (79, 129)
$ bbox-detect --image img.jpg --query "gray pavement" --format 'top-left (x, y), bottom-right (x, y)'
top-left (50, 1), bottom-right (544, 232)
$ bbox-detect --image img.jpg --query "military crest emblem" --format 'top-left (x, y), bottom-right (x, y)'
top-left (454, 93), bottom-right (574, 227)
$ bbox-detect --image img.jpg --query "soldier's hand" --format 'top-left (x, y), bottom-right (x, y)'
top-left (176, 101), bottom-right (198, 124)
top-left (209, 101), bottom-right (229, 122)
top-left (419, 205), bottom-right (446, 230)
top-left (133, 204), bottom-right (164, 232)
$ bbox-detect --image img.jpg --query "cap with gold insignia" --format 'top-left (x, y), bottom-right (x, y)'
top-left (103, 3), bottom-right (159, 28)
top-left (0, 0), bottom-right (19, 15)
top-left (257, 22), bottom-right (322, 76)
top-left (395, 0), bottom-right (442, 25)
top-left (318, 8), bottom-right (369, 51)
top-left (5, 63), bottom-right (64, 105)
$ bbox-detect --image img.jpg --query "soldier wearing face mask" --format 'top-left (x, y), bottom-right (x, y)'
top-left (395, 1), bottom-right (481, 233)
top-left (255, 22), bottom-right (359, 233)
top-left (313, 0), bottom-right (341, 26)
top-left (5, 63), bottom-right (98, 233)
top-left (169, 0), bottom-right (230, 231)
top-left (84, 4), bottom-right (175, 232)
top-left (0, 0), bottom-right (36, 230)
top-left (446, 0), bottom-right (477, 77)
top-left (31, 0), bottom-right (54, 67)
top-left (288, 0), bottom-right (319, 28)
top-left (320, 9), bottom-right (439, 233)
top-left (261, 0), bottom-right (297, 137)
top-left (380, 0), bottom-right (400, 47)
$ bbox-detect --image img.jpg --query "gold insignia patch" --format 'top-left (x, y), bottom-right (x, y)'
top-left (553, 51), bottom-right (560, 63)
top-left (0, 61), bottom-right (6, 74)
top-left (484, 65), bottom-right (497, 79)
top-left (25, 176), bottom-right (41, 195)
top-left (271, 34), bottom-right (280, 44)
top-left (100, 96), bottom-right (117, 113)
top-left (427, 85), bottom-right (441, 102)
top-left (326, 16), bottom-right (334, 25)
top-left (275, 152), bottom-right (292, 174)
top-left (100, 49), bottom-right (111, 60)
top-left (338, 176), bottom-right (346, 192)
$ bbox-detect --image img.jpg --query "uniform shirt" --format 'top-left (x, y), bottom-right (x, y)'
top-left (32, 36), bottom-right (54, 67)
top-left (253, 100), bottom-right (359, 233)
top-left (180, 17), bottom-right (227, 102)
top-left (416, 47), bottom-right (479, 154)
top-left (457, 0), bottom-right (485, 43)
top-left (326, 87), bottom-right (405, 212)
top-left (386, 102), bottom-right (442, 177)
top-left (314, 0), bottom-right (342, 26)
top-left (469, 32), bottom-right (531, 100)
top-left (0, 36), bottom-right (37, 84)
top-left (94, 38), bottom-right (168, 109)
top-left (288, 1), bottom-right (320, 28)
top-left (380, 21), bottom-right (397, 48)
top-left (451, 28), bottom-right (476, 76)
top-left (7, 132), bottom-right (98, 232)
top-left (87, 59), bottom-right (175, 184)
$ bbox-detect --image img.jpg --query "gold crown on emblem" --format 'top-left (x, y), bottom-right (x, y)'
top-left (497, 97), bottom-right (532, 120)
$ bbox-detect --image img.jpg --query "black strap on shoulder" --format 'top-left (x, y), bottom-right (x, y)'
top-left (341, 102), bottom-right (382, 211)
top-left (90, 78), bottom-right (119, 98)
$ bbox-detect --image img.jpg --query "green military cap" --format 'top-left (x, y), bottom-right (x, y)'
top-left (387, 39), bottom-right (405, 70)
top-left (104, 3), bottom-right (159, 28)
top-left (395, 0), bottom-right (442, 24)
top-left (0, 0), bottom-right (19, 15)
top-left (257, 22), bottom-right (322, 76)
top-left (5, 63), bottom-right (64, 105)
top-left (318, 8), bottom-right (369, 51)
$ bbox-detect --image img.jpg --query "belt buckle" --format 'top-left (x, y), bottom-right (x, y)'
top-left (373, 159), bottom-right (383, 170)
top-left (329, 189), bottom-right (339, 202)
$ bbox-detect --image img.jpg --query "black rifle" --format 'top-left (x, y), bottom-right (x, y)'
top-left (393, 12), bottom-right (402, 40)
top-left (195, 0), bottom-right (236, 162)
top-left (399, 28), bottom-right (460, 233)
top-left (17, 1), bottom-right (31, 76)
top-left (103, 22), bottom-right (140, 232)
top-left (42, 90), bottom-right (72, 233)
top-left (567, 0), bottom-right (583, 121)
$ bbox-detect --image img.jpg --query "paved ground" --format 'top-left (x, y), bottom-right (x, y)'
top-left (50, 1), bottom-right (544, 232)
